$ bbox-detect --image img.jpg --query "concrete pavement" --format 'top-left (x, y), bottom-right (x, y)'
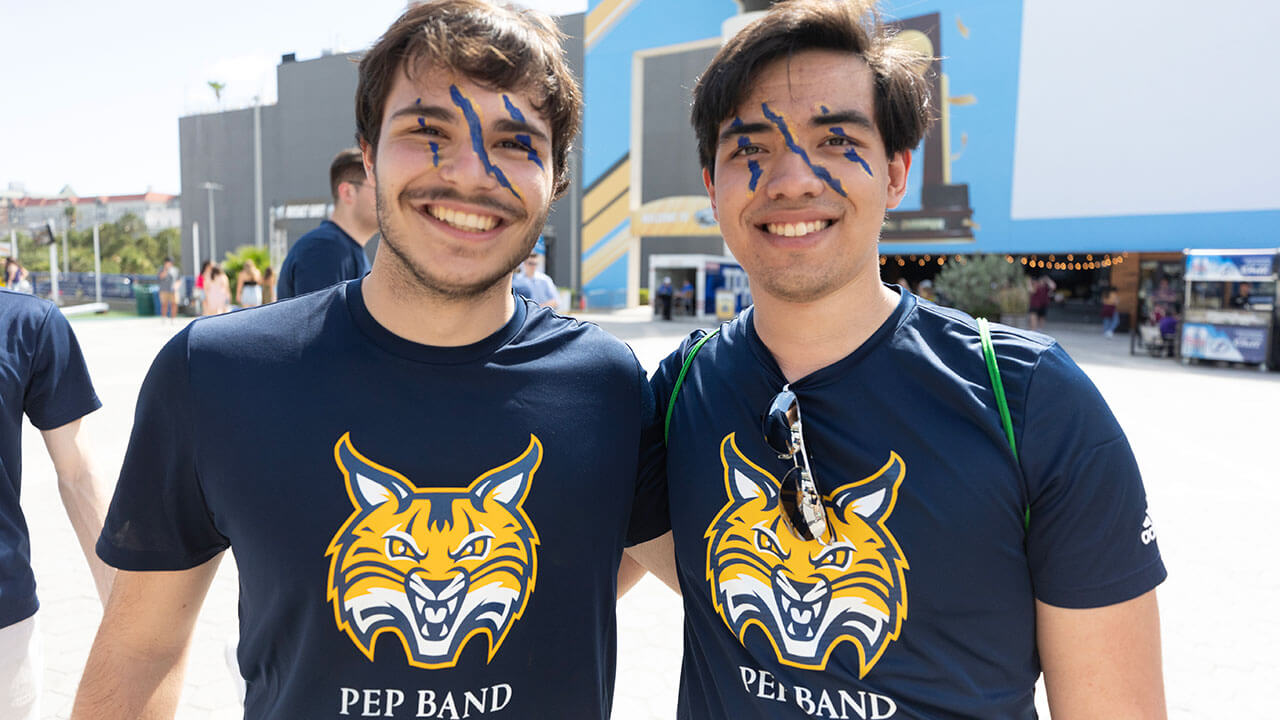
top-left (19, 308), bottom-right (1280, 718)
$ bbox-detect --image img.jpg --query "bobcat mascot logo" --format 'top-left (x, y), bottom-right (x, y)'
top-left (706, 434), bottom-right (908, 675)
top-left (325, 433), bottom-right (540, 669)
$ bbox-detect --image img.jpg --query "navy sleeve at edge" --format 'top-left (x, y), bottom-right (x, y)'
top-left (1020, 344), bottom-right (1166, 608)
top-left (97, 328), bottom-right (229, 571)
top-left (626, 357), bottom-right (669, 545)
top-left (25, 305), bottom-right (101, 430)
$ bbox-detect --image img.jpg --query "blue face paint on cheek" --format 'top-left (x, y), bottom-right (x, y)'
top-left (504, 95), bottom-right (545, 170)
top-left (737, 136), bottom-right (762, 193)
top-left (761, 103), bottom-right (846, 197)
top-left (831, 128), bottom-right (873, 178)
top-left (450, 85), bottom-right (521, 200)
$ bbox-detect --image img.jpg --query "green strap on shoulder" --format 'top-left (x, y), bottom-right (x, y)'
top-left (978, 317), bottom-right (1028, 530)
top-left (664, 329), bottom-right (721, 444)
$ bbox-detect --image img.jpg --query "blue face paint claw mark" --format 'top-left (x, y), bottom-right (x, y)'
top-left (450, 85), bottom-right (522, 200)
top-left (429, 141), bottom-right (440, 168)
top-left (761, 103), bottom-right (846, 197)
top-left (831, 128), bottom-right (874, 178)
top-left (737, 136), bottom-right (762, 193)
top-left (820, 105), bottom-right (830, 115)
top-left (504, 95), bottom-right (544, 169)
top-left (503, 95), bottom-right (526, 123)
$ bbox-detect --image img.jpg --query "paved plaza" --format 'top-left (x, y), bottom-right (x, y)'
top-left (19, 306), bottom-right (1280, 718)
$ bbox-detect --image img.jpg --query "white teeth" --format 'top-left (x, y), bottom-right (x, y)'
top-left (790, 607), bottom-right (813, 624)
top-left (428, 205), bottom-right (499, 232)
top-left (765, 220), bottom-right (830, 237)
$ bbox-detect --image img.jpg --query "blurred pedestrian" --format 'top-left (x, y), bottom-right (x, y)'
top-left (1, 290), bottom-right (113, 720)
top-left (1101, 287), bottom-right (1120, 336)
top-left (261, 267), bottom-right (276, 304)
top-left (276, 148), bottom-right (378, 299)
top-left (512, 250), bottom-right (558, 309)
top-left (656, 277), bottom-right (674, 320)
top-left (157, 258), bottom-right (180, 321)
top-left (236, 259), bottom-right (263, 308)
top-left (203, 265), bottom-right (230, 315)
top-left (1028, 274), bottom-right (1055, 331)
top-left (4, 258), bottom-right (31, 293)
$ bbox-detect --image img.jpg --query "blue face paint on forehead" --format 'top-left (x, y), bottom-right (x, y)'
top-left (831, 128), bottom-right (873, 178)
top-left (502, 95), bottom-right (525, 123)
top-left (450, 85), bottom-right (521, 200)
top-left (760, 103), bottom-right (847, 197)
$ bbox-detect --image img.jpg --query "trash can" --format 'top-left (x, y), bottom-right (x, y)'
top-left (134, 285), bottom-right (156, 316)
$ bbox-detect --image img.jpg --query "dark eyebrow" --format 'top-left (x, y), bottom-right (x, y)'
top-left (388, 103), bottom-right (454, 124)
top-left (718, 121), bottom-right (771, 145)
top-left (493, 117), bottom-right (549, 144)
top-left (813, 109), bottom-right (875, 131)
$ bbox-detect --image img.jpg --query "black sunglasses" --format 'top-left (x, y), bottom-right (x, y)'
top-left (762, 385), bottom-right (829, 544)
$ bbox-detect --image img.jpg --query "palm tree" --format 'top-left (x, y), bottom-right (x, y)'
top-left (208, 81), bottom-right (226, 105)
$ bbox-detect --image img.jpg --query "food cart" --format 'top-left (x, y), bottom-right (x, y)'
top-left (1180, 249), bottom-right (1279, 370)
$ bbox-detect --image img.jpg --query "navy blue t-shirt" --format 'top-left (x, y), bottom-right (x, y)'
top-left (1, 290), bottom-right (100, 628)
top-left (276, 220), bottom-right (371, 300)
top-left (98, 280), bottom-right (666, 719)
top-left (653, 289), bottom-right (1166, 719)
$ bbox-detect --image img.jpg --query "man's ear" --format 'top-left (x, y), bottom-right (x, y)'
top-left (702, 167), bottom-right (719, 222)
top-left (360, 139), bottom-right (376, 186)
top-left (885, 149), bottom-right (912, 210)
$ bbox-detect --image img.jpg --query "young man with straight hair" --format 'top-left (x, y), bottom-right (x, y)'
top-left (631, 1), bottom-right (1168, 717)
top-left (276, 147), bottom-right (380, 299)
top-left (73, 2), bottom-right (665, 718)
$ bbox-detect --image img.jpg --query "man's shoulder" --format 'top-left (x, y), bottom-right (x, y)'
top-left (520, 304), bottom-right (640, 371)
top-left (289, 222), bottom-right (351, 255)
top-left (185, 283), bottom-right (348, 356)
top-left (0, 289), bottom-right (56, 326)
top-left (907, 299), bottom-right (1057, 367)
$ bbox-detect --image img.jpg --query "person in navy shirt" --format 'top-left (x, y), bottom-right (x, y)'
top-left (625, 1), bottom-right (1167, 718)
top-left (1, 290), bottom-right (112, 720)
top-left (276, 147), bottom-right (379, 300)
top-left (74, 3), bottom-right (665, 718)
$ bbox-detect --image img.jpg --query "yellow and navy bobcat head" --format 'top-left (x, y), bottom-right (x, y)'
top-left (706, 434), bottom-right (908, 675)
top-left (325, 433), bottom-right (541, 669)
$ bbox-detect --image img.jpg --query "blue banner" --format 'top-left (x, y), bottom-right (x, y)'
top-left (1180, 323), bottom-right (1270, 364)
top-left (1185, 253), bottom-right (1276, 281)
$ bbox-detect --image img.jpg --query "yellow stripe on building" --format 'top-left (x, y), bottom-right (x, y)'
top-left (582, 193), bottom-right (631, 255)
top-left (583, 157), bottom-right (631, 222)
top-left (586, 0), bottom-right (638, 49)
top-left (581, 229), bottom-right (632, 286)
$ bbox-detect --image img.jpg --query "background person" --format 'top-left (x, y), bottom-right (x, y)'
top-left (260, 266), bottom-right (276, 304)
top-left (2, 290), bottom-right (113, 720)
top-left (512, 248), bottom-right (558, 309)
top-left (276, 148), bottom-right (378, 299)
top-left (656, 276), bottom-right (674, 320)
top-left (202, 264), bottom-right (230, 315)
top-left (236, 259), bottom-right (263, 308)
top-left (157, 258), bottom-right (180, 320)
top-left (1028, 274), bottom-right (1055, 331)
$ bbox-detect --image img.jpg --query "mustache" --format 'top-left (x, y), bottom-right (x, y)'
top-left (399, 186), bottom-right (525, 220)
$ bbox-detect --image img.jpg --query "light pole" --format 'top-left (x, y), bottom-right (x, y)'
top-left (200, 181), bottom-right (224, 262)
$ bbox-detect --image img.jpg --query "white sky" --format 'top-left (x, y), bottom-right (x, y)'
top-left (0, 0), bottom-right (588, 197)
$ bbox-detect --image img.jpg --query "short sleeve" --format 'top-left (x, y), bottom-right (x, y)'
top-left (1020, 345), bottom-right (1166, 608)
top-left (25, 305), bottom-right (100, 430)
top-left (97, 328), bottom-right (229, 570)
top-left (626, 357), bottom-right (669, 545)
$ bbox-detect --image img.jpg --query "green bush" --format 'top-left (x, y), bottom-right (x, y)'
top-left (638, 287), bottom-right (650, 305)
top-left (934, 255), bottom-right (1028, 319)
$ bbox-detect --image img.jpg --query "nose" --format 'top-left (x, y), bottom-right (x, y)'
top-left (437, 142), bottom-right (501, 193)
top-left (764, 148), bottom-right (827, 201)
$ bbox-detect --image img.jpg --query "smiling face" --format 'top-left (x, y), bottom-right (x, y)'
top-left (363, 65), bottom-right (554, 299)
top-left (704, 50), bottom-right (911, 305)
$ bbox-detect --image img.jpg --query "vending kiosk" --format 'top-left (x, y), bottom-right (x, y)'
top-left (1180, 249), bottom-right (1279, 370)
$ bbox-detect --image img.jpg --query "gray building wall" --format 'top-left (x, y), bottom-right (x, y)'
top-left (636, 44), bottom-right (724, 289)
top-left (542, 12), bottom-right (584, 292)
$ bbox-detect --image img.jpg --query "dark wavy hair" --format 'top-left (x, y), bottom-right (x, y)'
top-left (355, 0), bottom-right (582, 198)
top-left (691, 0), bottom-right (933, 176)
